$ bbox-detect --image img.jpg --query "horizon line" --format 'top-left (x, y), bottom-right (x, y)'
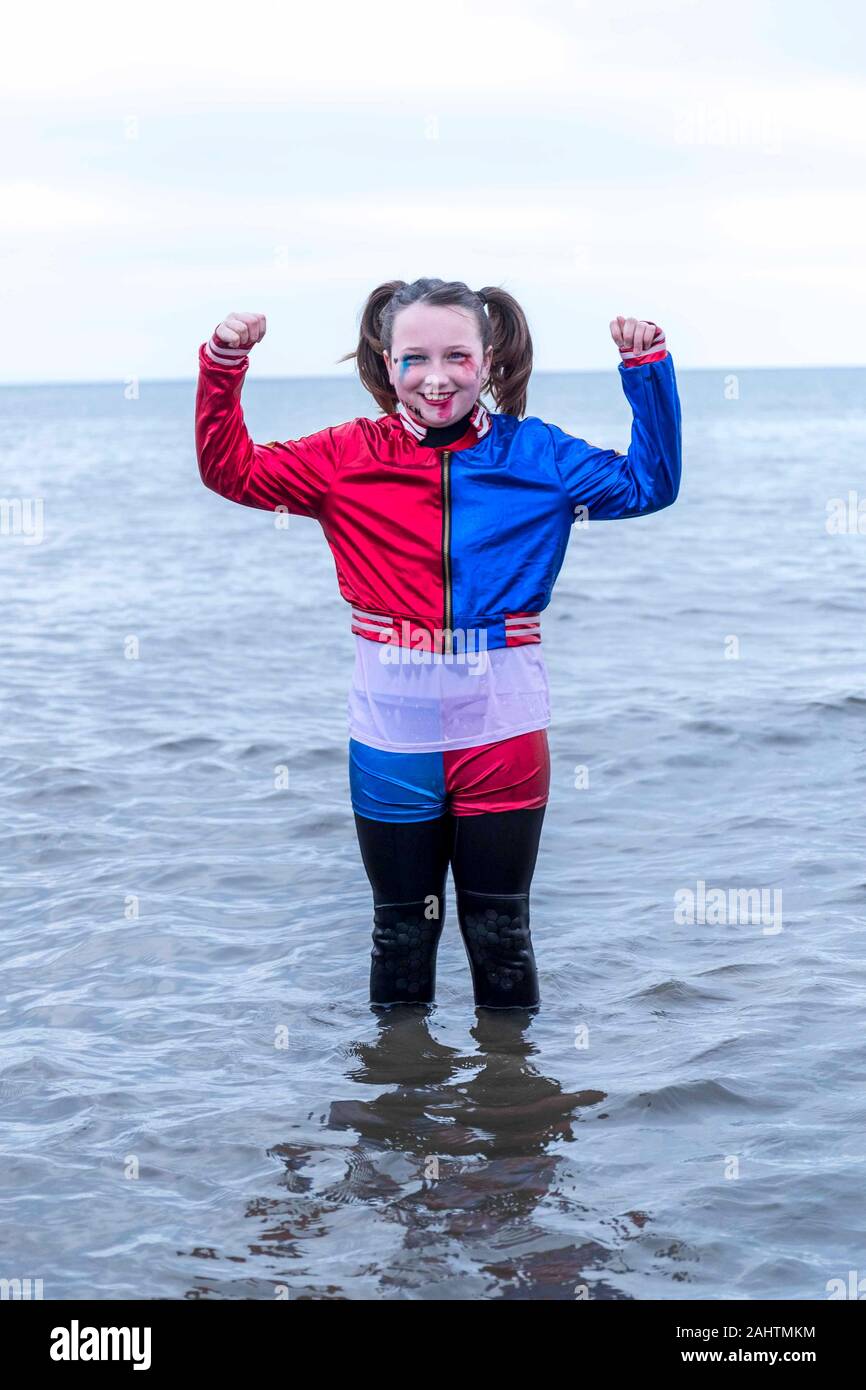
top-left (0, 361), bottom-right (864, 389)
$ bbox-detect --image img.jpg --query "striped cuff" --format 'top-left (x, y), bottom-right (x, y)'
top-left (204, 329), bottom-right (254, 367)
top-left (619, 323), bottom-right (667, 367)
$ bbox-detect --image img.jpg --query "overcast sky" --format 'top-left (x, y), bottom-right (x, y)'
top-left (1, 0), bottom-right (863, 383)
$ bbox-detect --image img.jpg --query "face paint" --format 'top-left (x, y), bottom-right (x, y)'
top-left (387, 305), bottom-right (490, 426)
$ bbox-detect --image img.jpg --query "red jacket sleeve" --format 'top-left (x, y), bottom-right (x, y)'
top-left (195, 340), bottom-right (343, 518)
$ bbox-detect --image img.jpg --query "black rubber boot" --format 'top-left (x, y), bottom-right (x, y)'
top-left (369, 898), bottom-right (445, 1006)
top-left (456, 888), bottom-right (540, 1009)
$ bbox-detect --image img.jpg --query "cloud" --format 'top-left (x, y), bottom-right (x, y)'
top-left (0, 0), bottom-right (862, 378)
top-left (0, 182), bottom-right (131, 230)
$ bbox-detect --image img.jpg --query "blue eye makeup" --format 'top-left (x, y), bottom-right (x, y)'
top-left (401, 353), bottom-right (466, 364)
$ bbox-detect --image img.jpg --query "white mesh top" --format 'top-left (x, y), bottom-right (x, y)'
top-left (347, 634), bottom-right (551, 753)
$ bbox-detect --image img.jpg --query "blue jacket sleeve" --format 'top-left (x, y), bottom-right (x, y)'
top-left (548, 353), bottom-right (682, 521)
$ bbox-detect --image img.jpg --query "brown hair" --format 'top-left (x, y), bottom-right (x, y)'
top-left (337, 277), bottom-right (534, 419)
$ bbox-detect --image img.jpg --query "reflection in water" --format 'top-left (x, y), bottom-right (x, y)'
top-left (260, 1008), bottom-right (621, 1299)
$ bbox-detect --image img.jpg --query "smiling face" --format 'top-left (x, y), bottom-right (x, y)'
top-left (383, 302), bottom-right (493, 426)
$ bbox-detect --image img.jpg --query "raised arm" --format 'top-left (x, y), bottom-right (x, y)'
top-left (195, 311), bottom-right (343, 518)
top-left (549, 318), bottom-right (682, 521)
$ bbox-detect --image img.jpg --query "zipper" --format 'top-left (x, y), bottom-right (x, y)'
top-left (440, 449), bottom-right (453, 654)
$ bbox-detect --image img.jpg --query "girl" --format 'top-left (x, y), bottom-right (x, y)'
top-left (195, 279), bottom-right (681, 1012)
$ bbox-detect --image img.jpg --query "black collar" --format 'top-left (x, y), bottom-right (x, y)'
top-left (419, 407), bottom-right (476, 448)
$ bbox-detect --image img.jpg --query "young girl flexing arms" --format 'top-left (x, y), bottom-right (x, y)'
top-left (195, 279), bottom-right (681, 1012)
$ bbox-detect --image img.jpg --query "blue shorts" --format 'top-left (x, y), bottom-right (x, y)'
top-left (348, 729), bottom-right (550, 823)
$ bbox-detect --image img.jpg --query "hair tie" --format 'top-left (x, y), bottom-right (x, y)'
top-left (477, 290), bottom-right (488, 306)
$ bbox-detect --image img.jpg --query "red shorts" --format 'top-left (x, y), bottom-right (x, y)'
top-left (349, 727), bottom-right (551, 822)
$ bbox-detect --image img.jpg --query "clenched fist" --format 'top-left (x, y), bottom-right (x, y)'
top-left (609, 315), bottom-right (665, 363)
top-left (205, 312), bottom-right (267, 366)
top-left (215, 312), bottom-right (267, 348)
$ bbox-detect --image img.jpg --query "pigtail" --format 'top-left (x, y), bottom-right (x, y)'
top-left (478, 285), bottom-right (534, 419)
top-left (337, 280), bottom-right (405, 415)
